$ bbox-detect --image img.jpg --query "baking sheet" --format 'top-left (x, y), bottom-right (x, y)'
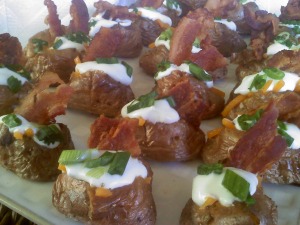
top-left (0, 0), bottom-right (300, 224)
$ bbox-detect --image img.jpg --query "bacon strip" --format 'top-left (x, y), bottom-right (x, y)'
top-left (228, 103), bottom-right (287, 173)
top-left (14, 72), bottom-right (73, 125)
top-left (69, 0), bottom-right (89, 34)
top-left (88, 115), bottom-right (141, 157)
top-left (44, 0), bottom-right (64, 37)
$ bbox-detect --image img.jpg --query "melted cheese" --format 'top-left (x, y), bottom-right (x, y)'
top-left (234, 71), bottom-right (300, 95)
top-left (0, 68), bottom-right (28, 86)
top-left (75, 61), bottom-right (132, 85)
top-left (65, 150), bottom-right (148, 189)
top-left (121, 99), bottom-right (179, 124)
top-left (192, 167), bottom-right (258, 207)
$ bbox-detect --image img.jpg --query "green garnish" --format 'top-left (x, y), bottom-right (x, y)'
top-left (239, 0), bottom-right (248, 3)
top-left (277, 121), bottom-right (294, 147)
top-left (165, 96), bottom-right (176, 107)
top-left (89, 20), bottom-right (97, 28)
top-left (197, 163), bottom-right (224, 175)
top-left (275, 32), bottom-right (297, 48)
top-left (36, 124), bottom-right (62, 145)
top-left (237, 109), bottom-right (263, 131)
top-left (85, 151), bottom-right (116, 168)
top-left (222, 169), bottom-right (255, 204)
top-left (157, 61), bottom-right (171, 73)
top-left (158, 28), bottom-right (173, 41)
top-left (53, 39), bottom-right (63, 49)
top-left (96, 57), bottom-right (119, 64)
top-left (188, 62), bottom-right (212, 81)
top-left (121, 61), bottom-right (133, 77)
top-left (31, 38), bottom-right (48, 53)
top-left (165, 0), bottom-right (180, 9)
top-left (65, 31), bottom-right (90, 44)
top-left (2, 114), bottom-right (22, 128)
top-left (58, 149), bottom-right (97, 165)
top-left (214, 17), bottom-right (222, 20)
top-left (248, 74), bottom-right (267, 91)
top-left (133, 7), bottom-right (139, 13)
top-left (108, 151), bottom-right (131, 175)
top-left (127, 91), bottom-right (158, 113)
top-left (86, 166), bottom-right (109, 178)
top-left (6, 64), bottom-right (31, 80)
top-left (193, 38), bottom-right (200, 48)
top-left (7, 76), bottom-right (22, 93)
top-left (263, 68), bottom-right (285, 80)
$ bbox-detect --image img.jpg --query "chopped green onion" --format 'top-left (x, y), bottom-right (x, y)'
top-left (96, 57), bottom-right (119, 64)
top-left (165, 96), bottom-right (176, 107)
top-left (222, 169), bottom-right (254, 204)
top-left (156, 61), bottom-right (171, 73)
top-left (2, 114), bottom-right (22, 128)
top-left (133, 7), bottom-right (139, 13)
top-left (188, 62), bottom-right (212, 81)
top-left (239, 0), bottom-right (248, 4)
top-left (31, 38), bottom-right (48, 53)
top-left (7, 76), bottom-right (22, 93)
top-left (248, 74), bottom-right (267, 91)
top-left (127, 91), bottom-right (157, 113)
top-left (277, 126), bottom-right (294, 147)
top-left (237, 109), bottom-right (263, 131)
top-left (53, 39), bottom-right (63, 50)
top-left (281, 20), bottom-right (300, 26)
top-left (58, 149), bottom-right (97, 165)
top-left (263, 68), bottom-right (285, 80)
top-left (165, 0), bottom-right (180, 9)
top-left (36, 124), bottom-right (62, 145)
top-left (274, 32), bottom-right (297, 48)
top-left (65, 32), bottom-right (90, 44)
top-left (193, 38), bottom-right (200, 48)
top-left (121, 61), bottom-right (133, 77)
top-left (197, 163), bottom-right (224, 175)
top-left (108, 151), bottom-right (131, 175)
top-left (89, 20), bottom-right (97, 28)
top-left (277, 120), bottom-right (287, 131)
top-left (158, 28), bottom-right (173, 41)
top-left (86, 166), bottom-right (109, 178)
top-left (85, 151), bottom-right (116, 168)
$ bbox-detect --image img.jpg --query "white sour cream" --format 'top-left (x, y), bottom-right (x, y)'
top-left (54, 37), bottom-right (85, 52)
top-left (214, 19), bottom-right (237, 31)
top-left (65, 150), bottom-right (148, 189)
top-left (266, 42), bottom-right (291, 55)
top-left (89, 14), bottom-right (132, 37)
top-left (241, 0), bottom-right (289, 16)
top-left (154, 38), bottom-right (171, 50)
top-left (130, 8), bottom-right (172, 26)
top-left (155, 63), bottom-right (213, 88)
top-left (192, 167), bottom-right (258, 207)
top-left (0, 68), bottom-right (28, 86)
top-left (234, 71), bottom-right (300, 95)
top-left (75, 61), bottom-right (132, 85)
top-left (0, 114), bottom-right (60, 148)
top-left (121, 99), bottom-right (179, 124)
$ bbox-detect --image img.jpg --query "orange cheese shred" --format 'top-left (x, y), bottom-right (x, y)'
top-left (13, 132), bottom-right (23, 140)
top-left (222, 118), bottom-right (235, 129)
top-left (209, 87), bottom-right (225, 98)
top-left (207, 127), bottom-right (223, 139)
top-left (138, 117), bottom-right (146, 126)
top-left (273, 80), bottom-right (285, 92)
top-left (260, 80), bottom-right (272, 93)
top-left (74, 56), bottom-right (81, 64)
top-left (148, 42), bottom-right (156, 48)
top-left (199, 197), bottom-right (217, 209)
top-left (95, 187), bottom-right (113, 197)
top-left (145, 177), bottom-right (152, 184)
top-left (155, 19), bottom-right (170, 29)
top-left (294, 80), bottom-right (300, 93)
top-left (58, 164), bottom-right (66, 172)
top-left (221, 95), bottom-right (247, 117)
top-left (25, 128), bottom-right (34, 137)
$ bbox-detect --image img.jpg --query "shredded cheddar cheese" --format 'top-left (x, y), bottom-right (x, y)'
top-left (74, 56), bottom-right (81, 64)
top-left (25, 128), bottom-right (34, 137)
top-left (221, 95), bottom-right (247, 117)
top-left (222, 118), bottom-right (235, 129)
top-left (13, 131), bottom-right (23, 140)
top-left (58, 164), bottom-right (66, 172)
top-left (138, 117), bottom-right (146, 126)
top-left (155, 19), bottom-right (170, 29)
top-left (95, 187), bottom-right (113, 197)
top-left (260, 80), bottom-right (272, 93)
top-left (199, 197), bottom-right (217, 209)
top-left (273, 80), bottom-right (285, 92)
top-left (207, 127), bottom-right (223, 139)
top-left (148, 42), bottom-right (156, 48)
top-left (209, 87), bottom-right (225, 98)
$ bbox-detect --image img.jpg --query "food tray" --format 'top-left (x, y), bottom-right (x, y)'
top-left (0, 0), bottom-right (300, 224)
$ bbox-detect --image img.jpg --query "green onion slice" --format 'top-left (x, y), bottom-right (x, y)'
top-left (127, 91), bottom-right (157, 113)
top-left (197, 163), bottom-right (224, 175)
top-left (121, 61), bottom-right (133, 77)
top-left (165, 0), bottom-right (180, 9)
top-left (65, 32), bottom-right (90, 44)
top-left (165, 96), bottom-right (176, 107)
top-left (89, 20), bottom-right (97, 28)
top-left (53, 39), bottom-right (63, 50)
top-left (58, 149), bottom-right (98, 165)
top-left (2, 114), bottom-right (22, 128)
top-left (237, 109), bottom-right (263, 131)
top-left (263, 68), bottom-right (285, 80)
top-left (36, 124), bottom-right (62, 145)
top-left (85, 151), bottom-right (116, 168)
top-left (248, 74), bottom-right (266, 91)
top-left (31, 38), bottom-right (48, 53)
top-left (7, 76), bottom-right (22, 93)
top-left (193, 38), bottom-right (200, 48)
top-left (108, 151), bottom-right (131, 175)
top-left (96, 57), bottom-right (119, 64)
top-left (188, 62), bottom-right (212, 81)
top-left (158, 28), bottom-right (173, 41)
top-left (155, 61), bottom-right (171, 78)
top-left (86, 166), bottom-right (109, 178)
top-left (222, 169), bottom-right (254, 204)
top-left (277, 125), bottom-right (294, 147)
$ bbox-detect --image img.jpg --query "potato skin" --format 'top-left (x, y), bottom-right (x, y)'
top-left (52, 160), bottom-right (156, 225)
top-left (180, 187), bottom-right (277, 225)
top-left (0, 123), bottom-right (74, 181)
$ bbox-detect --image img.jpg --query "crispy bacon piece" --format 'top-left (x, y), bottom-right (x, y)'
top-left (0, 33), bottom-right (24, 66)
top-left (44, 0), bottom-right (64, 37)
top-left (227, 103), bottom-right (286, 174)
top-left (69, 0), bottom-right (89, 34)
top-left (14, 72), bottom-right (73, 125)
top-left (280, 0), bottom-right (300, 21)
top-left (88, 115), bottom-right (141, 157)
top-left (169, 8), bottom-right (215, 65)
